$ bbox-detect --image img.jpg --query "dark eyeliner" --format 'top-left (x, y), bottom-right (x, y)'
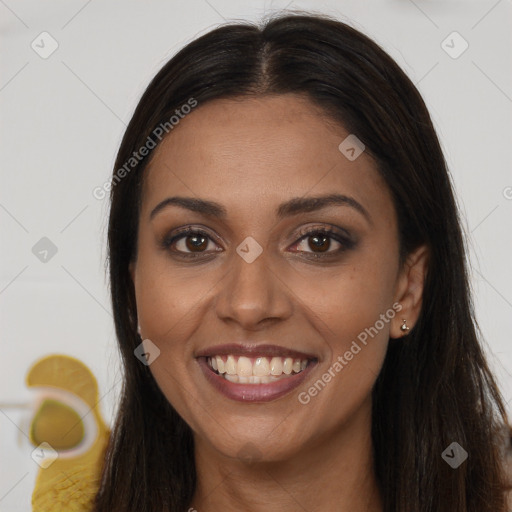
top-left (293, 226), bottom-right (356, 256)
top-left (159, 227), bottom-right (214, 255)
top-left (159, 225), bottom-right (356, 259)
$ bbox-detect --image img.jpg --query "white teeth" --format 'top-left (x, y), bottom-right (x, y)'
top-left (207, 354), bottom-right (311, 382)
top-left (237, 356), bottom-right (253, 376)
top-left (225, 355), bottom-right (237, 375)
top-left (224, 374), bottom-right (281, 384)
top-left (270, 357), bottom-right (283, 375)
top-left (253, 357), bottom-right (270, 377)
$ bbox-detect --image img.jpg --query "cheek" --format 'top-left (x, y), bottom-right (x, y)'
top-left (134, 250), bottom-right (216, 342)
top-left (288, 251), bottom-right (397, 402)
top-left (292, 267), bottom-right (394, 423)
top-left (295, 260), bottom-right (397, 344)
top-left (133, 259), bottom-right (209, 427)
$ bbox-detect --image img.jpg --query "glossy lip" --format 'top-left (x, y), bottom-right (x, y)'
top-left (195, 343), bottom-right (318, 360)
top-left (197, 355), bottom-right (318, 403)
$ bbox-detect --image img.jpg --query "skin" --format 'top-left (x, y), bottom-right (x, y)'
top-left (129, 94), bottom-right (429, 512)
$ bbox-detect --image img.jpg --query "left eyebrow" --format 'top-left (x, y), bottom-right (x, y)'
top-left (149, 193), bottom-right (372, 225)
top-left (275, 193), bottom-right (372, 225)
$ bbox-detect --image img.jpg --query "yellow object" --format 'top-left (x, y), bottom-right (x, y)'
top-left (26, 354), bottom-right (111, 512)
top-left (30, 398), bottom-right (85, 449)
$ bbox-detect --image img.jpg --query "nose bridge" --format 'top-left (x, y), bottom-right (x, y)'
top-left (215, 242), bottom-right (291, 327)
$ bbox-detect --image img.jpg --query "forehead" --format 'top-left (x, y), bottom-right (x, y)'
top-left (141, 94), bottom-right (394, 227)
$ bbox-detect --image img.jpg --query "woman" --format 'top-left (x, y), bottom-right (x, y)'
top-left (93, 11), bottom-right (511, 512)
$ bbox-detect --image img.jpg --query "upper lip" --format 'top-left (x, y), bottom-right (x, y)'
top-left (195, 343), bottom-right (318, 360)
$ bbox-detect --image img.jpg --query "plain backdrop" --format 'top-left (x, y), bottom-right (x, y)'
top-left (1, 1), bottom-right (511, 510)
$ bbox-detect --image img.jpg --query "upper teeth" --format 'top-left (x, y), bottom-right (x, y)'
top-left (208, 355), bottom-right (308, 377)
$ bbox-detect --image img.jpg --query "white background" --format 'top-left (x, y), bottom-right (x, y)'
top-left (1, 1), bottom-right (511, 510)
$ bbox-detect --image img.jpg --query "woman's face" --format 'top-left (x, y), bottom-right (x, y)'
top-left (130, 94), bottom-right (425, 462)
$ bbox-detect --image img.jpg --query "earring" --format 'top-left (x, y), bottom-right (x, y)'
top-left (137, 324), bottom-right (141, 335)
top-left (400, 319), bottom-right (410, 334)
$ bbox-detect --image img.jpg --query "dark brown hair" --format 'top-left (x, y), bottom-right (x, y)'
top-left (94, 11), bottom-right (511, 512)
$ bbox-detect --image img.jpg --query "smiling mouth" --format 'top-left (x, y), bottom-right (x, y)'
top-left (205, 354), bottom-right (314, 384)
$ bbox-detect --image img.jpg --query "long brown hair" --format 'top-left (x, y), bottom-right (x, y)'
top-left (94, 11), bottom-right (511, 511)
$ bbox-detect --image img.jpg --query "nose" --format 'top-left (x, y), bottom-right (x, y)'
top-left (214, 247), bottom-right (293, 330)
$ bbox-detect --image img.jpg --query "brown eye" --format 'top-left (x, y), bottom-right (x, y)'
top-left (290, 227), bottom-right (355, 258)
top-left (161, 228), bottom-right (219, 256)
top-left (160, 225), bottom-right (355, 260)
top-left (295, 232), bottom-right (341, 254)
top-left (305, 233), bottom-right (332, 252)
top-left (182, 233), bottom-right (209, 252)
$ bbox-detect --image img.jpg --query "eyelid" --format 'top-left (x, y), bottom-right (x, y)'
top-left (160, 224), bottom-right (355, 257)
top-left (294, 223), bottom-right (353, 244)
top-left (290, 225), bottom-right (355, 255)
top-left (159, 225), bottom-right (220, 255)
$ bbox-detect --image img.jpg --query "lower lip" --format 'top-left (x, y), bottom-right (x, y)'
top-left (197, 357), bottom-right (317, 403)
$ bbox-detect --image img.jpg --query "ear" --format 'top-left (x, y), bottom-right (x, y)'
top-left (390, 244), bottom-right (429, 339)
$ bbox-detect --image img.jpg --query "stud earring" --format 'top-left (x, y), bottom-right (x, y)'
top-left (400, 319), bottom-right (410, 333)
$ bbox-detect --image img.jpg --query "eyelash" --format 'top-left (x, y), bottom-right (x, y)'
top-left (160, 226), bottom-right (355, 260)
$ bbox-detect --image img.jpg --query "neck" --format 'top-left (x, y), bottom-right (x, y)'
top-left (190, 400), bottom-right (382, 512)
